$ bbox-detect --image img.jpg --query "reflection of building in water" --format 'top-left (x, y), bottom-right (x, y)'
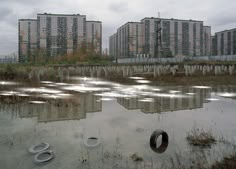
top-left (117, 87), bottom-right (212, 114)
top-left (18, 93), bottom-right (102, 123)
top-left (117, 97), bottom-right (141, 110)
top-left (84, 93), bottom-right (102, 113)
top-left (214, 86), bottom-right (236, 100)
top-left (215, 86), bottom-right (236, 93)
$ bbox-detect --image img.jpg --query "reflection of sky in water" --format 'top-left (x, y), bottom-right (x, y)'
top-left (129, 76), bottom-right (145, 80)
top-left (1, 78), bottom-right (236, 169)
top-left (192, 85), bottom-right (211, 89)
top-left (18, 87), bottom-right (62, 94)
top-left (136, 80), bottom-right (151, 84)
top-left (0, 81), bottom-right (20, 86)
top-left (29, 101), bottom-right (47, 104)
top-left (217, 92), bottom-right (236, 98)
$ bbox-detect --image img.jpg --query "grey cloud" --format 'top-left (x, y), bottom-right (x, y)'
top-left (0, 7), bottom-right (13, 21)
top-left (0, 32), bottom-right (17, 55)
top-left (0, 0), bottom-right (46, 5)
top-left (102, 24), bottom-right (118, 48)
top-left (209, 14), bottom-right (236, 27)
top-left (1, 0), bottom-right (236, 54)
top-left (109, 2), bottom-right (128, 13)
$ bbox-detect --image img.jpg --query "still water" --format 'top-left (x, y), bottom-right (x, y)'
top-left (0, 78), bottom-right (236, 169)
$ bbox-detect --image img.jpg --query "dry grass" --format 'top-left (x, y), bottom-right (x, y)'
top-left (186, 127), bottom-right (216, 148)
top-left (149, 74), bottom-right (236, 86)
top-left (211, 154), bottom-right (236, 169)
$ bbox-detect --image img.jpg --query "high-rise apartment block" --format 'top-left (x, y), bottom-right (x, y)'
top-left (117, 22), bottom-right (144, 59)
top-left (109, 17), bottom-right (211, 59)
top-left (212, 28), bottom-right (236, 56)
top-left (86, 21), bottom-right (102, 54)
top-left (18, 19), bottom-right (37, 62)
top-left (203, 26), bottom-right (211, 56)
top-left (109, 33), bottom-right (118, 59)
top-left (19, 13), bottom-right (102, 63)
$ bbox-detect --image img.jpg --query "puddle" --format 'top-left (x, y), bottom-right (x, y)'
top-left (0, 79), bottom-right (236, 169)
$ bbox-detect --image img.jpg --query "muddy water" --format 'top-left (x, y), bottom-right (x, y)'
top-left (0, 78), bottom-right (236, 169)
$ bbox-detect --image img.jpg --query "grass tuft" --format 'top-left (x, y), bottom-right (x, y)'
top-left (186, 127), bottom-right (216, 147)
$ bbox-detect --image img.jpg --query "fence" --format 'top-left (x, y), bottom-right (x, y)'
top-left (0, 57), bottom-right (18, 64)
top-left (117, 55), bottom-right (236, 64)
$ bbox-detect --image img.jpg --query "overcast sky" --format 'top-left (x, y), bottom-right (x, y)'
top-left (0, 0), bottom-right (236, 55)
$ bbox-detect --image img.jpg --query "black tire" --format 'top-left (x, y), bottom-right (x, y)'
top-left (150, 129), bottom-right (169, 153)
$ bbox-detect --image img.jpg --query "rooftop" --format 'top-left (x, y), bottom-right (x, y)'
top-left (18, 19), bottom-right (37, 21)
top-left (141, 17), bottom-right (203, 23)
top-left (215, 27), bottom-right (236, 34)
top-left (117, 21), bottom-right (142, 30)
top-left (86, 21), bottom-right (102, 23)
top-left (37, 13), bottom-right (86, 17)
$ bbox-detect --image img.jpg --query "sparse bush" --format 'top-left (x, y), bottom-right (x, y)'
top-left (2, 64), bottom-right (17, 79)
top-left (211, 153), bottom-right (236, 169)
top-left (186, 127), bottom-right (216, 147)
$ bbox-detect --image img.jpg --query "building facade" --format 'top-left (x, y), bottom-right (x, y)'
top-left (109, 22), bottom-right (144, 59)
top-left (37, 13), bottom-right (87, 58)
top-left (18, 19), bottom-right (37, 62)
top-left (19, 13), bottom-right (102, 63)
top-left (117, 87), bottom-right (211, 114)
top-left (211, 35), bottom-right (217, 56)
top-left (213, 28), bottom-right (236, 55)
top-left (109, 33), bottom-right (118, 59)
top-left (203, 26), bottom-right (211, 56)
top-left (86, 21), bottom-right (102, 54)
top-left (109, 17), bottom-right (211, 58)
top-left (117, 22), bottom-right (144, 58)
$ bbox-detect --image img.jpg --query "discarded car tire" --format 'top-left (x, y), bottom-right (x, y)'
top-left (28, 142), bottom-right (50, 154)
top-left (34, 150), bottom-right (54, 163)
top-left (84, 137), bottom-right (100, 148)
top-left (150, 129), bottom-right (168, 153)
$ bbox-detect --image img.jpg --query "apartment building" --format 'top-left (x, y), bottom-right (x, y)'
top-left (213, 28), bottom-right (236, 55)
top-left (211, 35), bottom-right (217, 55)
top-left (109, 22), bottom-right (144, 59)
top-left (37, 13), bottom-right (86, 58)
top-left (109, 33), bottom-right (118, 59)
top-left (117, 22), bottom-right (144, 58)
top-left (19, 13), bottom-right (102, 63)
top-left (86, 21), bottom-right (102, 54)
top-left (109, 17), bottom-right (211, 58)
top-left (18, 19), bottom-right (37, 62)
top-left (203, 26), bottom-right (211, 56)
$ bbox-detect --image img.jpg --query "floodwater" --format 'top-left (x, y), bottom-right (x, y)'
top-left (0, 78), bottom-right (236, 169)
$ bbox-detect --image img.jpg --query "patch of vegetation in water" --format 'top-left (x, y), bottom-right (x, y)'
top-left (186, 127), bottom-right (216, 148)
